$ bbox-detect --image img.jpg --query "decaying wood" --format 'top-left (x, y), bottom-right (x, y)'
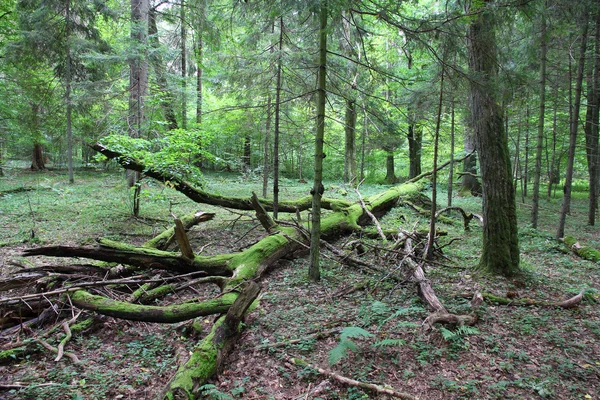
top-left (562, 235), bottom-right (600, 263)
top-left (160, 281), bottom-right (260, 399)
top-left (458, 290), bottom-right (585, 309)
top-left (435, 206), bottom-right (483, 231)
top-left (174, 218), bottom-right (195, 259)
top-left (21, 241), bottom-right (233, 276)
top-left (251, 191), bottom-right (278, 231)
top-left (400, 232), bottom-right (479, 331)
top-left (355, 187), bottom-right (386, 241)
top-left (144, 211), bottom-right (215, 250)
top-left (288, 355), bottom-right (419, 400)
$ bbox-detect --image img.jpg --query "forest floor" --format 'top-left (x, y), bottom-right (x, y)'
top-left (0, 167), bottom-right (599, 400)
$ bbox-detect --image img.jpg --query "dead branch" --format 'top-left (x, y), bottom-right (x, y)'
top-left (251, 191), bottom-right (278, 231)
top-left (355, 187), bottom-right (386, 241)
top-left (287, 355), bottom-right (419, 400)
top-left (173, 218), bottom-right (195, 259)
top-left (255, 327), bottom-right (342, 351)
top-left (435, 206), bottom-right (483, 231)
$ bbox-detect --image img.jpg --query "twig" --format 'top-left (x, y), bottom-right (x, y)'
top-left (0, 272), bottom-right (207, 304)
top-left (254, 327), bottom-right (342, 350)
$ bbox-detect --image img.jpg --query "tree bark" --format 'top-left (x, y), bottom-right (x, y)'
top-left (531, 7), bottom-right (547, 228)
top-left (585, 14), bottom-right (600, 226)
top-left (344, 98), bottom-right (357, 185)
top-left (180, 0), bottom-right (187, 130)
top-left (148, 8), bottom-right (178, 130)
top-left (385, 151), bottom-right (395, 184)
top-left (273, 16), bottom-right (284, 219)
top-left (461, 126), bottom-right (481, 196)
top-left (557, 10), bottom-right (589, 239)
top-left (31, 143), bottom-right (46, 171)
top-left (65, 0), bottom-right (74, 183)
top-left (309, 3), bottom-right (328, 282)
top-left (467, 0), bottom-right (519, 275)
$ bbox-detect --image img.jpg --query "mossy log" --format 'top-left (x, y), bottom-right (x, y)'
top-left (92, 142), bottom-right (352, 213)
top-left (70, 290), bottom-right (239, 323)
top-left (563, 236), bottom-right (600, 263)
top-left (160, 281), bottom-right (260, 400)
top-left (458, 290), bottom-right (585, 308)
top-left (22, 240), bottom-right (235, 275)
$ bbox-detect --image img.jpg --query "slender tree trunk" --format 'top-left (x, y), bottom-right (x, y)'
top-left (467, 0), bottom-right (519, 276)
top-left (405, 51), bottom-right (422, 179)
top-left (523, 105), bottom-right (530, 198)
top-left (181, 0), bottom-right (187, 130)
top-left (531, 8), bottom-right (547, 228)
top-left (426, 68), bottom-right (444, 260)
top-left (585, 14), bottom-right (600, 225)
top-left (129, 0), bottom-right (149, 217)
top-left (557, 12), bottom-right (589, 239)
top-left (262, 94), bottom-right (272, 198)
top-left (548, 71), bottom-right (559, 198)
top-left (148, 8), bottom-right (178, 130)
top-left (448, 97), bottom-right (455, 206)
top-left (309, 3), bottom-right (327, 282)
top-left (461, 125), bottom-right (481, 196)
top-left (344, 98), bottom-right (357, 185)
top-left (65, 0), bottom-right (74, 183)
top-left (273, 16), bottom-right (283, 219)
top-left (360, 107), bottom-right (367, 182)
top-left (242, 135), bottom-right (251, 172)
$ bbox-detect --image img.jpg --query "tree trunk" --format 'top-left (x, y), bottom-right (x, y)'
top-left (548, 71), bottom-right (559, 198)
top-left (309, 4), bottom-right (327, 282)
top-left (31, 143), bottom-right (46, 171)
top-left (406, 51), bottom-right (422, 180)
top-left (585, 14), bottom-right (600, 226)
top-left (262, 93), bottom-right (272, 198)
top-left (426, 67), bottom-right (444, 260)
top-left (148, 8), bottom-right (178, 130)
top-left (242, 134), bottom-right (251, 173)
top-left (273, 16), bottom-right (284, 218)
top-left (344, 98), bottom-right (357, 185)
top-left (180, 0), bottom-right (187, 130)
top-left (385, 151), bottom-right (395, 184)
top-left (467, 0), bottom-right (519, 276)
top-left (129, 0), bottom-right (149, 217)
top-left (448, 98), bottom-right (455, 206)
top-left (65, 0), bottom-right (74, 183)
top-left (531, 8), bottom-right (547, 228)
top-left (461, 126), bottom-right (481, 196)
top-left (557, 11), bottom-right (589, 239)
top-left (523, 105), bottom-right (530, 198)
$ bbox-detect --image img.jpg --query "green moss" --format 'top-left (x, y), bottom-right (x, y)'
top-left (164, 315), bottom-right (227, 399)
top-left (0, 346), bottom-right (28, 364)
top-left (564, 236), bottom-right (600, 263)
top-left (71, 290), bottom-right (238, 323)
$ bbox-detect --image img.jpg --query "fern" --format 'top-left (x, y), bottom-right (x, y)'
top-left (440, 325), bottom-right (480, 342)
top-left (372, 338), bottom-right (406, 348)
top-left (379, 306), bottom-right (425, 329)
top-left (198, 384), bottom-right (235, 400)
top-left (328, 327), bottom-right (373, 366)
top-left (340, 326), bottom-right (373, 341)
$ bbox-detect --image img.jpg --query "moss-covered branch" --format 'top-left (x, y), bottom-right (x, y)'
top-left (92, 142), bottom-right (352, 212)
top-left (563, 236), bottom-right (600, 263)
top-left (160, 282), bottom-right (260, 399)
top-left (22, 240), bottom-right (234, 275)
top-left (70, 290), bottom-right (239, 323)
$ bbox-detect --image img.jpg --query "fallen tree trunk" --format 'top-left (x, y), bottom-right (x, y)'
top-left (91, 143), bottom-right (352, 213)
top-left (562, 236), bottom-right (600, 263)
top-left (457, 290), bottom-right (585, 308)
top-left (160, 281), bottom-right (260, 399)
top-left (22, 240), bottom-right (234, 276)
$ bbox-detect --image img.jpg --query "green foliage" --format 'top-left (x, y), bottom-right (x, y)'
top-left (328, 327), bottom-right (373, 366)
top-left (199, 384), bottom-right (235, 400)
top-left (439, 325), bottom-right (480, 342)
top-left (98, 132), bottom-right (213, 186)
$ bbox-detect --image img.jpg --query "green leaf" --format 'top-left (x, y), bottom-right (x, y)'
top-left (340, 326), bottom-right (373, 341)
